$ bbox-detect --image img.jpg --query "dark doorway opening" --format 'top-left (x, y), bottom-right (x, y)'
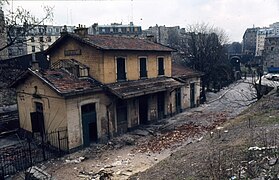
top-left (139, 96), bottom-right (148, 124)
top-left (175, 88), bottom-right (182, 113)
top-left (81, 103), bottom-right (97, 147)
top-left (157, 92), bottom-right (165, 120)
top-left (30, 102), bottom-right (45, 135)
top-left (190, 83), bottom-right (195, 108)
top-left (116, 99), bottom-right (128, 134)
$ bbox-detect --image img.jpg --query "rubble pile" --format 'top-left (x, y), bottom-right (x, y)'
top-left (78, 168), bottom-right (113, 180)
top-left (133, 112), bottom-right (228, 153)
top-left (229, 146), bottom-right (279, 179)
top-left (133, 123), bottom-right (204, 153)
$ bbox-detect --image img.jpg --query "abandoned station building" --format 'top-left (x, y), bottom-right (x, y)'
top-left (12, 27), bottom-right (202, 150)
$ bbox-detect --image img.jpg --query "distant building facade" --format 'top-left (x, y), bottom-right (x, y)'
top-left (6, 25), bottom-right (74, 58)
top-left (263, 36), bottom-right (279, 72)
top-left (242, 27), bottom-right (259, 55)
top-left (88, 22), bottom-right (142, 36)
top-left (255, 28), bottom-right (274, 56)
top-left (142, 25), bottom-right (188, 47)
top-left (269, 22), bottom-right (279, 35)
top-left (26, 25), bottom-right (75, 54)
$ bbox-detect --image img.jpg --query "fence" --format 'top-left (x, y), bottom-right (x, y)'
top-left (0, 129), bottom-right (68, 179)
top-left (0, 110), bottom-right (19, 134)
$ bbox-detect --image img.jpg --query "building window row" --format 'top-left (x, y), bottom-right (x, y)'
top-left (116, 56), bottom-right (165, 81)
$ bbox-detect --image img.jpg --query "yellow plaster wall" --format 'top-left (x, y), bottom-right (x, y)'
top-left (48, 37), bottom-right (172, 84)
top-left (65, 92), bottom-right (113, 149)
top-left (103, 51), bottom-right (172, 84)
top-left (16, 76), bottom-right (67, 133)
top-left (181, 77), bottom-right (201, 109)
top-left (49, 38), bottom-right (105, 82)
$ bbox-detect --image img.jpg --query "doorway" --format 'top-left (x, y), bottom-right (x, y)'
top-left (157, 92), bottom-right (165, 120)
top-left (116, 99), bottom-right (128, 134)
top-left (175, 88), bottom-right (182, 113)
top-left (30, 102), bottom-right (45, 135)
top-left (81, 103), bottom-right (97, 147)
top-left (139, 96), bottom-right (148, 124)
top-left (190, 83), bottom-right (195, 108)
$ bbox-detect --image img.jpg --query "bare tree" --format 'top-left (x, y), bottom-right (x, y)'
top-left (0, 1), bottom-right (53, 53)
top-left (183, 23), bottom-right (233, 103)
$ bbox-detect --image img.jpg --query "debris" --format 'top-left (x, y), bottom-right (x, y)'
top-left (132, 123), bottom-right (214, 153)
top-left (65, 156), bottom-right (86, 164)
top-left (131, 129), bottom-right (150, 136)
top-left (78, 169), bottom-right (113, 180)
top-left (197, 136), bottom-right (203, 141)
top-left (25, 166), bottom-right (52, 180)
top-left (268, 158), bottom-right (277, 166)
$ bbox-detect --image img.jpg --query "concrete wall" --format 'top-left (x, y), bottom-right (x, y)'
top-left (16, 76), bottom-right (67, 133)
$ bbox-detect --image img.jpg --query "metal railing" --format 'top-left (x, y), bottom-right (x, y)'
top-left (0, 129), bottom-right (69, 179)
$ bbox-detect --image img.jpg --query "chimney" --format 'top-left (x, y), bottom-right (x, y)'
top-left (31, 53), bottom-right (39, 71)
top-left (146, 35), bottom-right (157, 43)
top-left (60, 25), bottom-right (68, 36)
top-left (74, 24), bottom-right (88, 36)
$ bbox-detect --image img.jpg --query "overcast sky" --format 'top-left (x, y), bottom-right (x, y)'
top-left (3, 0), bottom-right (279, 42)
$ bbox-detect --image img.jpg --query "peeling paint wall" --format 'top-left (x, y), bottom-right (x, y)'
top-left (66, 92), bottom-right (112, 149)
top-left (148, 94), bottom-right (158, 121)
top-left (48, 39), bottom-right (172, 85)
top-left (103, 51), bottom-right (172, 84)
top-left (127, 98), bottom-right (139, 128)
top-left (16, 76), bottom-right (67, 133)
top-left (49, 38), bottom-right (104, 83)
top-left (181, 77), bottom-right (201, 110)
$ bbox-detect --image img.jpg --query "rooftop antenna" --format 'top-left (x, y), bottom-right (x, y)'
top-left (67, 7), bottom-right (68, 24)
top-left (70, 9), bottom-right (72, 25)
top-left (131, 0), bottom-right (134, 23)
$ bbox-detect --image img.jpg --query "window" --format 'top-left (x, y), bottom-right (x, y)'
top-left (139, 57), bottom-right (147, 78)
top-left (32, 46), bottom-right (35, 52)
top-left (116, 57), bottom-right (126, 81)
top-left (47, 36), bottom-right (51, 42)
top-left (158, 57), bottom-right (165, 76)
top-left (39, 36), bottom-right (44, 42)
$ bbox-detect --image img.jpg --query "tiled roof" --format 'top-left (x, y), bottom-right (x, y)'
top-left (12, 69), bottom-right (102, 97)
top-left (172, 62), bottom-right (203, 80)
top-left (34, 69), bottom-right (102, 96)
top-left (106, 77), bottom-right (183, 99)
top-left (46, 33), bottom-right (174, 53)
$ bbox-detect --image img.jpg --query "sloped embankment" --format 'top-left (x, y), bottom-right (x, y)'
top-left (130, 90), bottom-right (279, 179)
